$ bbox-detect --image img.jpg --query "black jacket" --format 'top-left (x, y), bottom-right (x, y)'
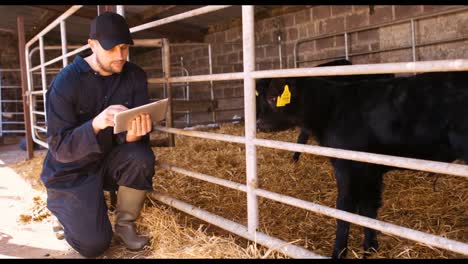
top-left (40, 55), bottom-right (150, 189)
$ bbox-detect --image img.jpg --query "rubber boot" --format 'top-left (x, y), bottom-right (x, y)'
top-left (114, 186), bottom-right (149, 251)
top-left (52, 216), bottom-right (65, 240)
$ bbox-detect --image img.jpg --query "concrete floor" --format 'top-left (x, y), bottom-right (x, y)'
top-left (0, 143), bottom-right (83, 259)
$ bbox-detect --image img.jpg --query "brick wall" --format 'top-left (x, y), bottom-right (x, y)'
top-left (131, 5), bottom-right (468, 127)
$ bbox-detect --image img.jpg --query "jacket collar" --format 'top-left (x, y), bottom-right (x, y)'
top-left (74, 55), bottom-right (93, 73)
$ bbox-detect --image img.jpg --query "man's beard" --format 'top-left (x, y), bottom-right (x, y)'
top-left (96, 55), bottom-right (124, 74)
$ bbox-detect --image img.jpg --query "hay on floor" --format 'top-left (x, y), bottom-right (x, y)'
top-left (9, 123), bottom-right (468, 258)
top-left (152, 123), bottom-right (467, 259)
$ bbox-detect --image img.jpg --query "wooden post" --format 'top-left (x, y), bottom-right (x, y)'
top-left (17, 16), bottom-right (34, 159)
top-left (162, 38), bottom-right (174, 147)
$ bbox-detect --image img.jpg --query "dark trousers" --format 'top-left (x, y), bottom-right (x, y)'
top-left (46, 142), bottom-right (155, 258)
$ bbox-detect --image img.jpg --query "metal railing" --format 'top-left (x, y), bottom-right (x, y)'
top-left (23, 5), bottom-right (468, 258)
top-left (0, 69), bottom-right (25, 135)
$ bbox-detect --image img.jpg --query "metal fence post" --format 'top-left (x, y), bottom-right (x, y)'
top-left (242, 5), bottom-right (259, 234)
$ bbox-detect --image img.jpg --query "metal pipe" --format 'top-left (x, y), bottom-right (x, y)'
top-left (0, 71), bottom-right (3, 136)
top-left (148, 59), bottom-right (468, 84)
top-left (25, 44), bottom-right (35, 149)
top-left (30, 90), bottom-right (46, 95)
top-left (251, 59), bottom-right (468, 78)
top-left (39, 36), bottom-right (47, 123)
top-left (32, 137), bottom-right (48, 148)
top-left (151, 192), bottom-right (326, 259)
top-left (148, 72), bottom-right (244, 84)
top-left (344, 32), bottom-right (349, 60)
top-left (254, 188), bottom-right (468, 256)
top-left (60, 21), bottom-right (68, 67)
top-left (155, 125), bottom-right (245, 144)
top-left (2, 121), bottom-right (25, 125)
top-left (178, 57), bottom-right (190, 126)
top-left (29, 45), bottom-right (90, 72)
top-left (1, 100), bottom-right (23, 103)
top-left (171, 42), bottom-right (210, 47)
top-left (157, 163), bottom-right (468, 256)
top-left (33, 125), bottom-right (47, 132)
top-left (278, 34), bottom-right (283, 69)
top-left (130, 5), bottom-right (232, 34)
top-left (2, 112), bottom-right (24, 115)
top-left (159, 163), bottom-right (246, 192)
top-left (208, 44), bottom-right (216, 123)
top-left (242, 5), bottom-right (259, 235)
top-left (26, 5), bottom-right (82, 48)
top-left (1, 130), bottom-right (25, 134)
top-left (0, 85), bottom-right (24, 89)
top-left (116, 5), bottom-right (124, 17)
top-left (32, 111), bottom-right (46, 116)
top-left (29, 45), bottom-right (84, 63)
top-left (297, 34), bottom-right (468, 65)
top-left (0, 69), bottom-right (21, 72)
top-left (160, 48), bottom-right (166, 99)
top-left (173, 117), bottom-right (243, 127)
top-left (253, 138), bottom-right (468, 179)
top-left (411, 19), bottom-right (416, 62)
top-left (154, 125), bottom-right (468, 179)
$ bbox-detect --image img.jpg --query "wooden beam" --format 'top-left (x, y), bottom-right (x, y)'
top-left (207, 5), bottom-right (312, 34)
top-left (34, 5), bottom-right (96, 19)
top-left (125, 6), bottom-right (207, 43)
top-left (141, 5), bottom-right (177, 20)
top-left (25, 9), bottom-right (63, 41)
top-left (0, 27), bottom-right (15, 34)
top-left (17, 16), bottom-right (34, 159)
top-left (133, 39), bottom-right (162, 47)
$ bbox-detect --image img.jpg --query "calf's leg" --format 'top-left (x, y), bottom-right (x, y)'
top-left (292, 129), bottom-right (309, 162)
top-left (358, 173), bottom-right (383, 256)
top-left (332, 160), bottom-right (360, 259)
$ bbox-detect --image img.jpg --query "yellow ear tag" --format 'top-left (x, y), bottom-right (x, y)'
top-left (276, 85), bottom-right (291, 107)
top-left (256, 90), bottom-right (259, 96)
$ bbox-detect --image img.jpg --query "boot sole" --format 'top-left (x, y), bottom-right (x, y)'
top-left (113, 233), bottom-right (149, 251)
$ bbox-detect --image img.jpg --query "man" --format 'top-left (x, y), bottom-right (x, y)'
top-left (40, 12), bottom-right (155, 258)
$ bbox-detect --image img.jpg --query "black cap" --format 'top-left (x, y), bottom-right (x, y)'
top-left (89, 12), bottom-right (134, 50)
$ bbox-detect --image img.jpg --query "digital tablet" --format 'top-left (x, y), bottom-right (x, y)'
top-left (113, 98), bottom-right (169, 134)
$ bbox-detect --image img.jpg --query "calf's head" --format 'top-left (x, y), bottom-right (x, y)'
top-left (256, 78), bottom-right (301, 132)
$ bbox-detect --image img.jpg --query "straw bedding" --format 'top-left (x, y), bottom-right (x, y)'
top-left (10, 123), bottom-right (467, 258)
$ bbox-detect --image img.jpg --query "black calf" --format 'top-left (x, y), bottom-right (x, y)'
top-left (256, 71), bottom-right (468, 258)
top-left (256, 59), bottom-right (394, 162)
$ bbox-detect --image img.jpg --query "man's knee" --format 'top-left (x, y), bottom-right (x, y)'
top-left (123, 143), bottom-right (155, 176)
top-left (66, 230), bottom-right (112, 258)
top-left (112, 142), bottom-right (155, 189)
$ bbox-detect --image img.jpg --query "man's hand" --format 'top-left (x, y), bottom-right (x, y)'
top-left (126, 113), bottom-right (152, 142)
top-left (91, 105), bottom-right (128, 135)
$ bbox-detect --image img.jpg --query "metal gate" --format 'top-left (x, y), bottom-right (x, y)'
top-left (0, 68), bottom-right (26, 137)
top-left (23, 5), bottom-right (468, 258)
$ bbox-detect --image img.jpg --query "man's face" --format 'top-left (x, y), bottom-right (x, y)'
top-left (90, 40), bottom-right (129, 75)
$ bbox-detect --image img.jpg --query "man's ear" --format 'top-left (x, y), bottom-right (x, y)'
top-left (88, 39), bottom-right (97, 52)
